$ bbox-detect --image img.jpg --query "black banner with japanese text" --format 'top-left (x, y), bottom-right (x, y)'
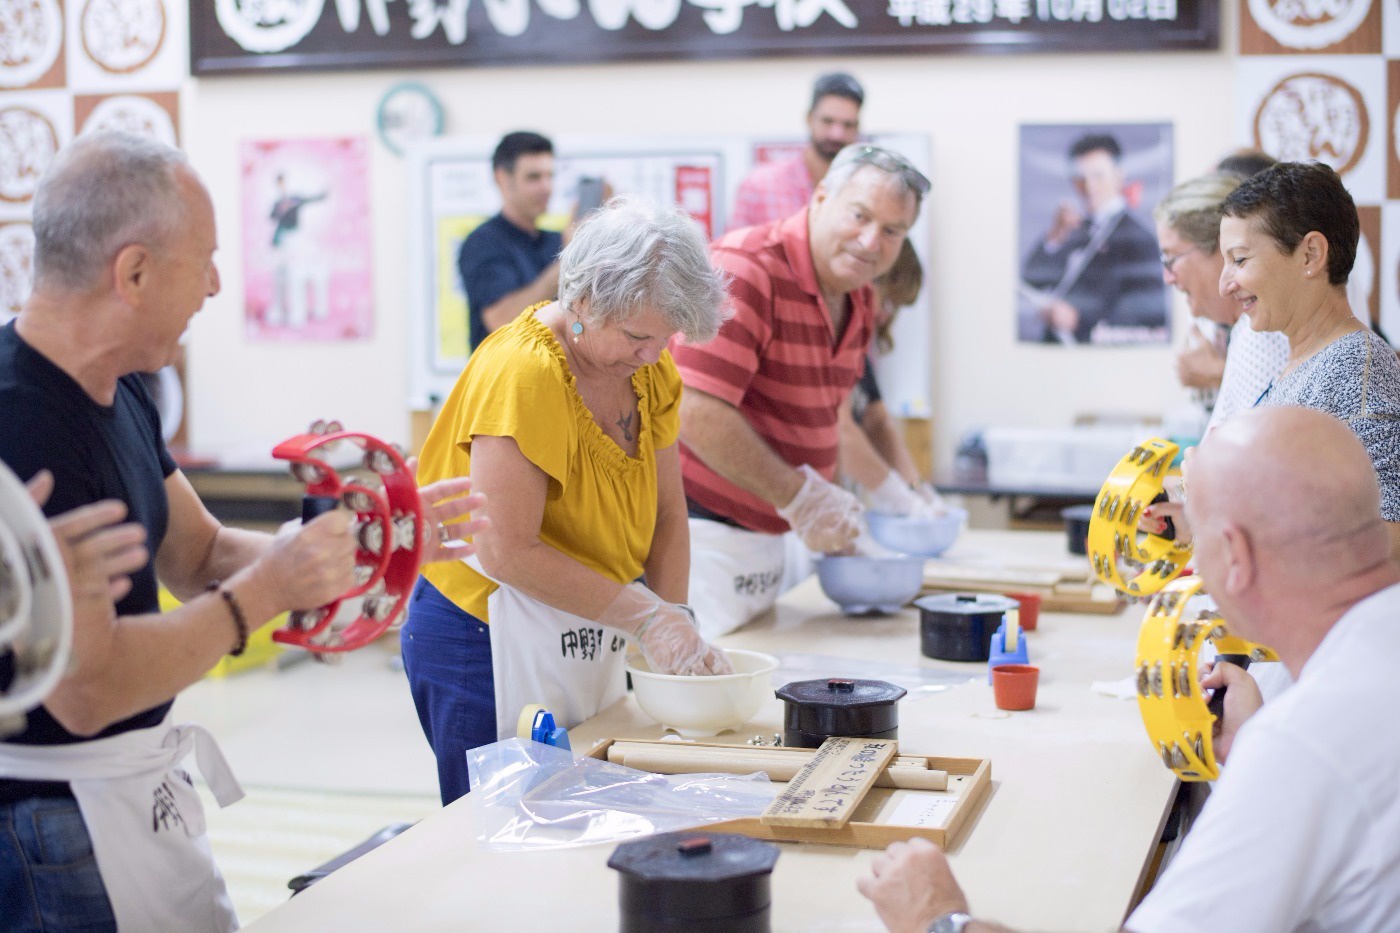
top-left (192, 0), bottom-right (1218, 75)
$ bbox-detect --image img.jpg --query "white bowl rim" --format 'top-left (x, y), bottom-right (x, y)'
top-left (626, 648), bottom-right (777, 681)
top-left (814, 553), bottom-right (926, 565)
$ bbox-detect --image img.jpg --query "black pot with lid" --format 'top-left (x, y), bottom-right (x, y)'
top-left (607, 831), bottom-right (780, 932)
top-left (1061, 504), bottom-right (1094, 556)
top-left (774, 678), bottom-right (907, 749)
top-left (915, 592), bottom-right (1020, 662)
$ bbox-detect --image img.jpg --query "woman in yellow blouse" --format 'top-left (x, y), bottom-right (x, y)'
top-left (404, 197), bottom-right (732, 803)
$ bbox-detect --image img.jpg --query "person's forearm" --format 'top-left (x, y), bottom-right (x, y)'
top-left (870, 424), bottom-right (922, 487)
top-left (480, 538), bottom-right (632, 621)
top-left (839, 406), bottom-right (896, 490)
top-left (480, 261), bottom-right (561, 332)
top-left (165, 525), bottom-right (272, 601)
top-left (680, 391), bottom-right (803, 507)
top-left (44, 557), bottom-right (297, 735)
top-left (645, 501), bottom-right (690, 604)
top-left (856, 402), bottom-right (922, 486)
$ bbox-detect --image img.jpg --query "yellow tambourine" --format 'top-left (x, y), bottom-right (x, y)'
top-left (1088, 437), bottom-right (1193, 597)
top-left (1135, 575), bottom-right (1277, 781)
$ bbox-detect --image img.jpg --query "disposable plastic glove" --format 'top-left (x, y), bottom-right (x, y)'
top-left (776, 465), bottom-right (862, 554)
top-left (914, 483), bottom-right (950, 518)
top-left (597, 582), bottom-right (733, 676)
top-left (866, 471), bottom-right (924, 516)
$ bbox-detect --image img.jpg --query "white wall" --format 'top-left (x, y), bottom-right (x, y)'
top-left (182, 7), bottom-right (1237, 465)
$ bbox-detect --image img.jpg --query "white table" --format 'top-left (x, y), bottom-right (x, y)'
top-left (247, 530), bottom-right (1176, 932)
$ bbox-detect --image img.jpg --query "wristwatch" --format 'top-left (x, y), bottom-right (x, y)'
top-left (928, 912), bottom-right (974, 933)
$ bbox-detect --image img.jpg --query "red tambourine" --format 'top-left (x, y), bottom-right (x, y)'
top-left (271, 421), bottom-right (426, 653)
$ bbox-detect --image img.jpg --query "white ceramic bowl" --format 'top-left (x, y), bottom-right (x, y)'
top-left (866, 508), bottom-right (968, 557)
top-left (626, 648), bottom-right (778, 738)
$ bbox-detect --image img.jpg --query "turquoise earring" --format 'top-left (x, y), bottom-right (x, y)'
top-left (571, 320), bottom-right (584, 343)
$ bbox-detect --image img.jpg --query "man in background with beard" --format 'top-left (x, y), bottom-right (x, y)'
top-left (730, 72), bottom-right (865, 231)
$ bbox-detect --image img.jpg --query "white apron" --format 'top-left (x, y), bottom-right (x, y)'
top-left (466, 555), bottom-right (629, 741)
top-left (0, 718), bottom-right (244, 932)
top-left (687, 518), bottom-right (812, 640)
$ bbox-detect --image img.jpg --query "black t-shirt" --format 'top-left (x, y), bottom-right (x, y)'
top-left (457, 213), bottom-right (563, 350)
top-left (0, 321), bottom-right (177, 801)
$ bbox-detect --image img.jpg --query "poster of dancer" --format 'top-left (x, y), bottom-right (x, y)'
top-left (241, 136), bottom-right (373, 341)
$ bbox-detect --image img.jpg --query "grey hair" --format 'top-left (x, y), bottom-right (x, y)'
top-left (31, 131), bottom-right (190, 291)
top-left (1152, 172), bottom-right (1243, 254)
top-left (820, 144), bottom-right (926, 211)
top-left (558, 195), bottom-right (729, 343)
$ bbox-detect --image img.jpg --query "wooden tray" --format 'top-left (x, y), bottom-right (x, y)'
top-left (587, 738), bottom-right (991, 850)
top-left (920, 562), bottom-right (1124, 615)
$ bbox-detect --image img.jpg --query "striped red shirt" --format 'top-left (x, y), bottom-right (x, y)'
top-left (673, 209), bottom-right (874, 534)
top-left (730, 155), bottom-right (814, 232)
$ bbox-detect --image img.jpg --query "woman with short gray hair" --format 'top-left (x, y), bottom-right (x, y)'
top-left (402, 196), bottom-right (732, 805)
top-left (559, 195), bottom-right (727, 344)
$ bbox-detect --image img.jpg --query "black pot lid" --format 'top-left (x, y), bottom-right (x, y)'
top-left (915, 593), bottom-right (1020, 616)
top-left (608, 831), bottom-right (779, 882)
top-left (775, 678), bottom-right (907, 710)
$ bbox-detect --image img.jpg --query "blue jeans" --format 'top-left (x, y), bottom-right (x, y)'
top-left (0, 795), bottom-right (116, 932)
top-left (400, 578), bottom-right (497, 806)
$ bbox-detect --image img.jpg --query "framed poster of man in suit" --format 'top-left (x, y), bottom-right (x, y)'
top-left (1018, 123), bottom-right (1173, 346)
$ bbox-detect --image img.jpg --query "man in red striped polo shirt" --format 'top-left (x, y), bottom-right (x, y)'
top-left (673, 144), bottom-right (928, 637)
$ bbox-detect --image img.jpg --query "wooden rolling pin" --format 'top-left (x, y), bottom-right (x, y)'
top-left (606, 742), bottom-right (930, 770)
top-left (607, 746), bottom-right (949, 791)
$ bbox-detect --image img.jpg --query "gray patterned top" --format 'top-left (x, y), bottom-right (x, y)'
top-left (1262, 329), bottom-right (1400, 520)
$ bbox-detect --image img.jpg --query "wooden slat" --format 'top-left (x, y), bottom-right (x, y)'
top-left (614, 749), bottom-right (949, 791)
top-left (605, 741), bottom-right (928, 770)
top-left (759, 737), bottom-right (897, 829)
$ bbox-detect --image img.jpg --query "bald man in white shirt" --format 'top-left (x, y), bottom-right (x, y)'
top-left (858, 405), bottom-right (1400, 933)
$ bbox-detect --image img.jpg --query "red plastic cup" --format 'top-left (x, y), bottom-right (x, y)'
top-left (1007, 592), bottom-right (1041, 631)
top-left (992, 664), bottom-right (1039, 711)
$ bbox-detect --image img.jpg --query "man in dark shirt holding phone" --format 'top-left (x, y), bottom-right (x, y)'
top-left (458, 131), bottom-right (584, 350)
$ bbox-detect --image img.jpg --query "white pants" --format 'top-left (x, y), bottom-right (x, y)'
top-left (687, 518), bottom-right (814, 639)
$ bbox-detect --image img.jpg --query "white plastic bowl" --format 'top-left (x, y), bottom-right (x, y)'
top-left (626, 648), bottom-right (778, 738)
top-left (866, 507), bottom-right (967, 557)
top-left (815, 554), bottom-right (926, 614)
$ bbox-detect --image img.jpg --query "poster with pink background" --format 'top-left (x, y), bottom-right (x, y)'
top-left (241, 137), bottom-right (372, 341)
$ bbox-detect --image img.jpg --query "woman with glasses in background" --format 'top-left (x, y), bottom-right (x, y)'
top-left (1154, 171), bottom-right (1290, 433)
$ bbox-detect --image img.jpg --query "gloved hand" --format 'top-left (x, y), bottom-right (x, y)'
top-left (597, 583), bottom-right (733, 676)
top-left (915, 483), bottom-right (950, 518)
top-left (776, 465), bottom-right (862, 554)
top-left (866, 471), bottom-right (924, 516)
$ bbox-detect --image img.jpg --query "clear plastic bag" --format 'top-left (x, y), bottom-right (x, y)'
top-left (467, 738), bottom-right (776, 851)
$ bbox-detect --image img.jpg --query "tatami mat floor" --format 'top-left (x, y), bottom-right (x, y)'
top-left (176, 641), bottom-right (442, 926)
